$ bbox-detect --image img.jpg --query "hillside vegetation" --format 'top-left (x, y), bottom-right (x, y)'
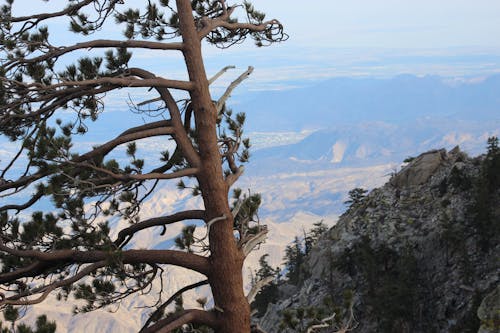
top-left (254, 139), bottom-right (500, 333)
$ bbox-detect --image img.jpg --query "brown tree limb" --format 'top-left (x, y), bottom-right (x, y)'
top-left (114, 210), bottom-right (205, 248)
top-left (0, 261), bottom-right (51, 284)
top-left (128, 68), bottom-right (201, 167)
top-left (0, 123), bottom-right (175, 195)
top-left (0, 261), bottom-right (107, 306)
top-left (9, 0), bottom-right (94, 23)
top-left (0, 246), bottom-right (210, 277)
top-left (0, 171), bottom-right (49, 193)
top-left (139, 279), bottom-right (209, 333)
top-left (0, 190), bottom-right (44, 213)
top-left (4, 85), bottom-right (115, 121)
top-left (71, 162), bottom-right (198, 181)
top-left (74, 126), bottom-right (175, 163)
top-left (142, 309), bottom-right (218, 333)
top-left (198, 14), bottom-right (281, 40)
top-left (3, 76), bottom-right (193, 92)
top-left (6, 40), bottom-right (183, 69)
top-left (117, 120), bottom-right (172, 137)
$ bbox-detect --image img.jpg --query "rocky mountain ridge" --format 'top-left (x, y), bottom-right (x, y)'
top-left (257, 146), bottom-right (499, 333)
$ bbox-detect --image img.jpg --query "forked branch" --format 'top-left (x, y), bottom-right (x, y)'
top-left (141, 309), bottom-right (218, 333)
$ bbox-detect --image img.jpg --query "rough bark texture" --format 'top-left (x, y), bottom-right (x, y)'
top-left (0, 0), bottom-right (286, 330)
top-left (176, 1), bottom-right (250, 331)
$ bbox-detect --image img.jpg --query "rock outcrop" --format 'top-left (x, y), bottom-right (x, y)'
top-left (477, 286), bottom-right (500, 333)
top-left (257, 147), bottom-right (499, 333)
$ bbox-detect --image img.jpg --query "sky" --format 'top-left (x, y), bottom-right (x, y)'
top-left (201, 0), bottom-right (500, 90)
top-left (11, 0), bottom-right (500, 92)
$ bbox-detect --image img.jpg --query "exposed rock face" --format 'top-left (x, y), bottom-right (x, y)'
top-left (477, 286), bottom-right (500, 333)
top-left (257, 147), bottom-right (499, 333)
top-left (390, 149), bottom-right (446, 187)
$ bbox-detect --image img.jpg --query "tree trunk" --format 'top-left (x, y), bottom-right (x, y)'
top-left (176, 1), bottom-right (250, 332)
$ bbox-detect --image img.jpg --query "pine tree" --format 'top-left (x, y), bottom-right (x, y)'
top-left (283, 236), bottom-right (305, 285)
top-left (344, 187), bottom-right (368, 208)
top-left (1, 309), bottom-right (56, 333)
top-left (0, 1), bottom-right (286, 332)
top-left (304, 220), bottom-right (328, 255)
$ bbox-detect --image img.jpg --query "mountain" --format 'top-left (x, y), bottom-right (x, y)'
top-left (235, 74), bottom-right (500, 131)
top-left (11, 74), bottom-right (500, 331)
top-left (248, 119), bottom-right (500, 175)
top-left (256, 147), bottom-right (500, 333)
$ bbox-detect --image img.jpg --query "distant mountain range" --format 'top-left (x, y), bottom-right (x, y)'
top-left (247, 119), bottom-right (499, 176)
top-left (19, 73), bottom-right (500, 331)
top-left (235, 74), bottom-right (500, 131)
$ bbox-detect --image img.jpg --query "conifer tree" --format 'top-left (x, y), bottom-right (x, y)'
top-left (283, 236), bottom-right (304, 285)
top-left (0, 1), bottom-right (286, 332)
top-left (344, 187), bottom-right (368, 208)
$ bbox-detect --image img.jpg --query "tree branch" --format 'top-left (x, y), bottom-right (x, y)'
top-left (0, 190), bottom-right (44, 213)
top-left (114, 210), bottom-right (205, 248)
top-left (0, 261), bottom-right (106, 306)
top-left (4, 76), bottom-right (193, 92)
top-left (6, 40), bottom-right (183, 70)
top-left (9, 0), bottom-right (94, 23)
top-left (128, 68), bottom-right (201, 167)
top-left (74, 126), bottom-right (175, 163)
top-left (0, 245), bottom-right (210, 278)
top-left (198, 16), bottom-right (281, 40)
top-left (246, 276), bottom-right (273, 304)
top-left (209, 65), bottom-right (236, 85)
top-left (216, 66), bottom-right (253, 113)
top-left (241, 227), bottom-right (268, 257)
top-left (225, 165), bottom-right (244, 187)
top-left (72, 162), bottom-right (198, 181)
top-left (139, 279), bottom-right (209, 332)
top-left (142, 309), bottom-right (218, 333)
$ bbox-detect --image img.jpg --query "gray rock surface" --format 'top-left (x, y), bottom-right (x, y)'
top-left (390, 149), bottom-right (446, 187)
top-left (257, 147), bottom-right (499, 333)
top-left (477, 286), bottom-right (500, 333)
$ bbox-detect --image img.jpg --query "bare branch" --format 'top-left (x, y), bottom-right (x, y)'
top-left (216, 66), bottom-right (254, 112)
top-left (242, 227), bottom-right (268, 257)
top-left (209, 65), bottom-right (236, 85)
top-left (246, 276), bottom-right (273, 304)
top-left (226, 165), bottom-right (245, 187)
top-left (198, 16), bottom-right (282, 40)
top-left (206, 214), bottom-right (227, 234)
top-left (138, 65), bottom-right (234, 107)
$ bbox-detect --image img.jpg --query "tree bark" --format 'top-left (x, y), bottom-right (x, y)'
top-left (176, 1), bottom-right (250, 332)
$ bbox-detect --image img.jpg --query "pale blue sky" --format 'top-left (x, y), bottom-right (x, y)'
top-left (10, 0), bottom-right (500, 90)
top-left (250, 0), bottom-right (500, 49)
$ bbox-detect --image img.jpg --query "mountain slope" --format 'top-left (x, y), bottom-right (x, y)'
top-left (257, 147), bottom-right (500, 332)
top-left (237, 74), bottom-right (500, 131)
